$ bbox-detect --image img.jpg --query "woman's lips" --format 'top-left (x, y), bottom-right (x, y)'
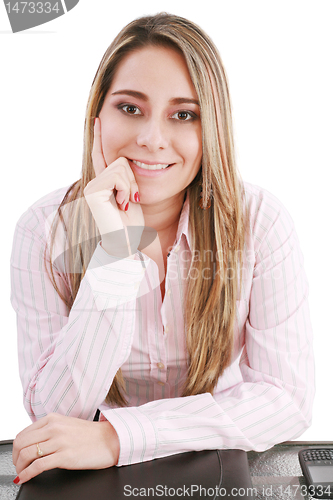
top-left (129, 159), bottom-right (174, 177)
top-left (132, 160), bottom-right (170, 170)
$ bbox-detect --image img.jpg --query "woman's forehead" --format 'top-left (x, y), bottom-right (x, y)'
top-left (108, 46), bottom-right (198, 101)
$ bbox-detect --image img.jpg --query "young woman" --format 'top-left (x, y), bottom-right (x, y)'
top-left (10, 13), bottom-right (315, 485)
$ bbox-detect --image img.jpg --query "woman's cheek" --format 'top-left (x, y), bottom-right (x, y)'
top-left (178, 127), bottom-right (202, 168)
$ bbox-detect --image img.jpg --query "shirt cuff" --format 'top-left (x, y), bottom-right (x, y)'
top-left (101, 406), bottom-right (158, 466)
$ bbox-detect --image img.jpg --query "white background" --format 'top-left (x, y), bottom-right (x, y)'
top-left (0, 1), bottom-right (332, 441)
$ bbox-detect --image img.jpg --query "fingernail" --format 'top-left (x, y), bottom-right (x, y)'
top-left (134, 192), bottom-right (140, 203)
top-left (124, 202), bottom-right (129, 212)
top-left (13, 476), bottom-right (20, 484)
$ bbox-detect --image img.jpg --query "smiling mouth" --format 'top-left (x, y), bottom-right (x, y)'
top-left (131, 160), bottom-right (172, 171)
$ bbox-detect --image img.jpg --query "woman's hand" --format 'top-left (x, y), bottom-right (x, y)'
top-left (84, 117), bottom-right (144, 258)
top-left (12, 413), bottom-right (120, 485)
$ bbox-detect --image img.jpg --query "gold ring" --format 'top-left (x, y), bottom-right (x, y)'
top-left (36, 443), bottom-right (43, 457)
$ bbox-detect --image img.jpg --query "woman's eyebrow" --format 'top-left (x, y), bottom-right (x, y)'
top-left (111, 89), bottom-right (199, 106)
top-left (111, 89), bottom-right (148, 101)
top-left (169, 97), bottom-right (199, 106)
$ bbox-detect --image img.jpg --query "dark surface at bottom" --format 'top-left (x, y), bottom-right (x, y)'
top-left (15, 449), bottom-right (254, 500)
top-left (16, 450), bottom-right (222, 500)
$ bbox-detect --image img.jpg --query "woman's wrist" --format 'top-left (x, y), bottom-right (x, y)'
top-left (99, 420), bottom-right (120, 465)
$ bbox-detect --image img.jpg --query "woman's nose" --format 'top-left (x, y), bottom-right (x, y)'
top-left (136, 117), bottom-right (169, 151)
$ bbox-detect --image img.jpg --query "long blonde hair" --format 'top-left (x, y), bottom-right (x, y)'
top-left (45, 13), bottom-right (245, 407)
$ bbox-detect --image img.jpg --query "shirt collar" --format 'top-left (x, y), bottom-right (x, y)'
top-left (175, 191), bottom-right (192, 251)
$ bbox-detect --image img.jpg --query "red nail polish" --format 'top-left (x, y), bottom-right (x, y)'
top-left (125, 202), bottom-right (129, 212)
top-left (134, 192), bottom-right (140, 203)
top-left (13, 476), bottom-right (20, 484)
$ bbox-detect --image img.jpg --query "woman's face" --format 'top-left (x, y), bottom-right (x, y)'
top-left (98, 45), bottom-right (202, 207)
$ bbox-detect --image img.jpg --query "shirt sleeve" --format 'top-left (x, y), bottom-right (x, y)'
top-left (100, 188), bottom-right (315, 466)
top-left (10, 203), bottom-right (149, 422)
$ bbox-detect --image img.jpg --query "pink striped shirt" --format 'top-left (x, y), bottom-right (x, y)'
top-left (10, 181), bottom-right (315, 466)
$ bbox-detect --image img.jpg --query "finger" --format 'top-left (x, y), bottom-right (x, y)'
top-left (113, 158), bottom-right (140, 207)
top-left (118, 158), bottom-right (140, 204)
top-left (13, 419), bottom-right (49, 465)
top-left (15, 440), bottom-right (50, 475)
top-left (91, 117), bottom-right (107, 177)
top-left (112, 173), bottom-right (130, 208)
top-left (13, 432), bottom-right (49, 467)
top-left (85, 159), bottom-right (131, 208)
top-left (130, 180), bottom-right (140, 204)
top-left (15, 453), bottom-right (58, 485)
top-left (105, 159), bottom-right (132, 209)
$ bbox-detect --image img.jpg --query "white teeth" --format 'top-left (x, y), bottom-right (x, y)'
top-left (132, 160), bottom-right (170, 170)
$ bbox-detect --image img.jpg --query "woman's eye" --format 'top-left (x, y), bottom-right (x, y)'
top-left (120, 104), bottom-right (141, 115)
top-left (172, 111), bottom-right (194, 121)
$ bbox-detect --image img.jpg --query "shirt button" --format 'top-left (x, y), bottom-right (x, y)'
top-left (157, 362), bottom-right (165, 370)
top-left (164, 325), bottom-right (169, 333)
top-left (157, 381), bottom-right (165, 386)
top-left (134, 282), bottom-right (140, 289)
top-left (174, 245), bottom-right (180, 253)
top-left (166, 289), bottom-right (171, 296)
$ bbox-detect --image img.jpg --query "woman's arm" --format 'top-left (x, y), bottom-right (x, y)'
top-left (10, 194), bottom-right (148, 422)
